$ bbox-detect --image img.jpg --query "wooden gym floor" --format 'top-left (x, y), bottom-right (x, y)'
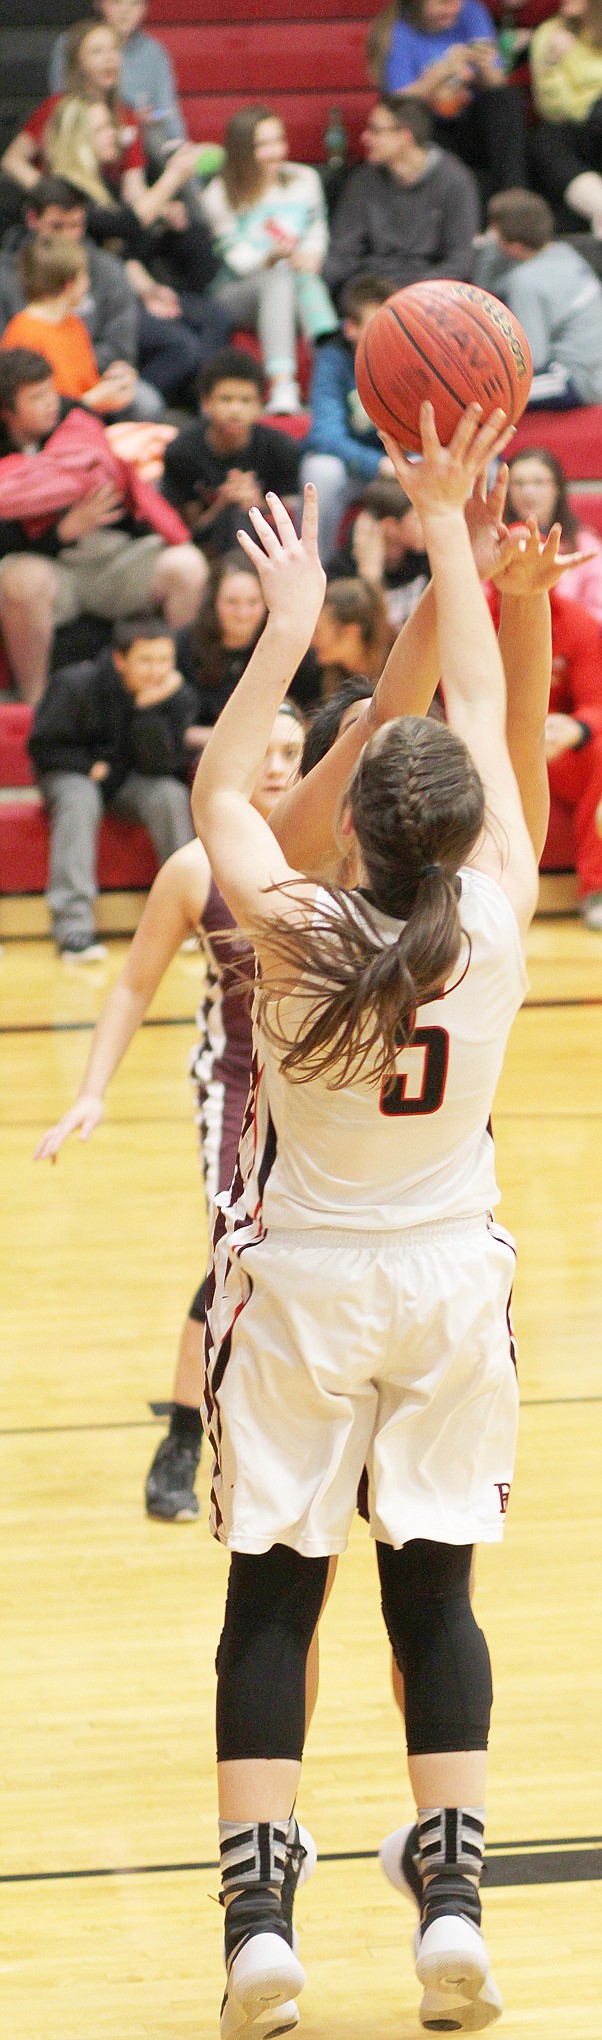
top-left (1, 916), bottom-right (601, 2040)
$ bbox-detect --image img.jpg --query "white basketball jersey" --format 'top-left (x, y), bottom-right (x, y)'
top-left (252, 868), bottom-right (528, 1232)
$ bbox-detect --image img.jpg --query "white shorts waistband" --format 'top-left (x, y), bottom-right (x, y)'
top-left (264, 1212), bottom-right (495, 1249)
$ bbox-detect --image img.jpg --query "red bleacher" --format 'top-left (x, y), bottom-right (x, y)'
top-left (145, 0), bottom-right (554, 156)
top-left (146, 0), bottom-right (380, 157)
top-left (511, 408), bottom-right (602, 480)
top-left (0, 705), bottom-right (157, 896)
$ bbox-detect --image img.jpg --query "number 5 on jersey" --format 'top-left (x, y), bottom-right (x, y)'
top-left (380, 1025), bottom-right (449, 1117)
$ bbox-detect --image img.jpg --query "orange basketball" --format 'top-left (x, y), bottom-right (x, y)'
top-left (355, 279), bottom-right (532, 453)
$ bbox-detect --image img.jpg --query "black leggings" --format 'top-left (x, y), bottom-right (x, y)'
top-left (215, 1538), bottom-right (492, 1763)
top-left (216, 1545), bottom-right (329, 1762)
top-left (377, 1539), bottom-right (492, 1754)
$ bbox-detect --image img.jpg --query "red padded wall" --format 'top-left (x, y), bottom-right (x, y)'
top-left (147, 0), bottom-right (382, 158)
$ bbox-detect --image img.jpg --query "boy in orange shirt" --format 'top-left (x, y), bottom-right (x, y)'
top-left (0, 238), bottom-right (135, 413)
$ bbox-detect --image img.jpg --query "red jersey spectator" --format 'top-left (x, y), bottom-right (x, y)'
top-left (0, 20), bottom-right (199, 233)
top-left (490, 581), bottom-right (602, 926)
top-left (1, 20), bottom-right (145, 197)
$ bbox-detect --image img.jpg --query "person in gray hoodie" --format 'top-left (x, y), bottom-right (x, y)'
top-left (323, 93), bottom-right (480, 309)
top-left (472, 187), bottom-right (602, 407)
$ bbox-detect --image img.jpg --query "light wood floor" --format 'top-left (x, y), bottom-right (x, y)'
top-left (1, 919), bottom-right (601, 2039)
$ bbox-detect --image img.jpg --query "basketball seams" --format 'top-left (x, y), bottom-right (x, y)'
top-left (356, 280), bottom-right (532, 451)
top-left (389, 304), bottom-right (493, 414)
top-left (388, 301), bottom-right (515, 419)
top-left (361, 326), bottom-right (420, 445)
top-left (429, 299), bottom-right (517, 412)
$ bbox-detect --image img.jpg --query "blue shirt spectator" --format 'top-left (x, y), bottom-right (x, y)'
top-left (301, 275), bottom-right (394, 567)
top-left (369, 0), bottom-right (526, 197)
top-left (385, 0), bottom-right (503, 99)
top-left (304, 334), bottom-right (383, 483)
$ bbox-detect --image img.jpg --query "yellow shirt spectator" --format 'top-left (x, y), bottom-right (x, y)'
top-left (530, 16), bottom-right (602, 122)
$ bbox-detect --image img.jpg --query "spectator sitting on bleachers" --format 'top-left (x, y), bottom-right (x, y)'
top-left (311, 576), bottom-right (393, 694)
top-left (505, 445), bottom-right (602, 625)
top-left (1, 169), bottom-right (229, 412)
top-left (472, 189), bottom-right (602, 406)
top-left (162, 348), bottom-right (300, 558)
top-left (0, 176), bottom-right (167, 422)
top-left (29, 613), bottom-right (197, 960)
top-left (49, 0), bottom-right (213, 232)
top-left (529, 0), bottom-right (602, 232)
top-left (1, 19), bottom-right (200, 234)
top-left (177, 549), bottom-right (320, 749)
top-left (368, 0), bottom-right (528, 200)
top-left (202, 106), bottom-right (338, 415)
top-left (301, 274), bottom-right (397, 569)
top-left (11, 91), bottom-right (230, 391)
top-left (50, 0), bottom-right (187, 149)
top-left (323, 94), bottom-right (479, 308)
top-left (0, 349), bottom-right (206, 705)
top-left (489, 577), bottom-right (602, 928)
top-left (326, 476), bottom-right (430, 630)
top-left (0, 238), bottom-right (142, 417)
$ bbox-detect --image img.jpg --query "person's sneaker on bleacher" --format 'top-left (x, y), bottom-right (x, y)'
top-left (60, 936), bottom-right (107, 963)
top-left (581, 889), bottom-right (602, 930)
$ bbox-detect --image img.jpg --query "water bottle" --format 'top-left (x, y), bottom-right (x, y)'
top-left (498, 5), bottom-right (519, 73)
top-left (323, 107), bottom-right (348, 170)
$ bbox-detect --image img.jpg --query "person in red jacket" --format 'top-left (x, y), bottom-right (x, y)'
top-left (490, 582), bottom-right (602, 928)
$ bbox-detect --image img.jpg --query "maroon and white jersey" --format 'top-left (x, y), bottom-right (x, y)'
top-left (203, 866), bottom-right (525, 1549)
top-left (213, 868), bottom-right (527, 1237)
top-left (189, 878), bottom-right (253, 1205)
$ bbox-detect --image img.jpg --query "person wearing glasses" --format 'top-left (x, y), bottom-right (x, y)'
top-left (323, 93), bottom-right (479, 310)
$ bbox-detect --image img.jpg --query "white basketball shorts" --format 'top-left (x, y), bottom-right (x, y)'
top-left (204, 1213), bottom-right (519, 1556)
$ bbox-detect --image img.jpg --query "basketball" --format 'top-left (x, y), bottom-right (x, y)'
top-left (355, 279), bottom-right (533, 453)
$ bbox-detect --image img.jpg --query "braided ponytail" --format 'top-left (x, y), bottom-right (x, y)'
top-left (253, 717), bottom-right (484, 1087)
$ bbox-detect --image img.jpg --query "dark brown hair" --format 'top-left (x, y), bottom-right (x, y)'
top-left (112, 613), bottom-right (176, 653)
top-left (300, 680), bottom-right (373, 776)
top-left (506, 446), bottom-right (578, 546)
top-left (28, 175), bottom-right (87, 215)
top-left (253, 714), bottom-right (485, 1087)
top-left (222, 104), bottom-right (284, 210)
top-left (199, 346), bottom-right (264, 400)
top-left (378, 92), bottom-right (432, 144)
top-left (322, 577), bottom-right (392, 678)
top-left (0, 348), bottom-right (53, 411)
top-left (187, 549), bottom-right (265, 689)
top-left (361, 476), bottom-right (414, 521)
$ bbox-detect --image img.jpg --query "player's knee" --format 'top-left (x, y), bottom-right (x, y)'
top-left (377, 1538), bottom-right (492, 1754)
top-left (218, 1546), bottom-right (329, 1661)
top-left (216, 1545), bottom-right (329, 1762)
